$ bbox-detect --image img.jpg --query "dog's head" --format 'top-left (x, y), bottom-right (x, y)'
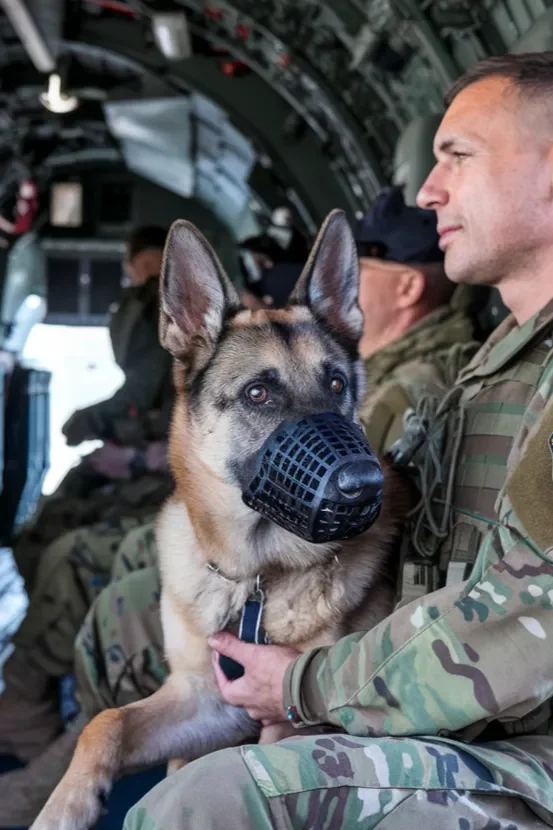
top-left (160, 211), bottom-right (376, 564)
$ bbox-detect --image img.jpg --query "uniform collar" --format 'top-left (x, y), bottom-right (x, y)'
top-left (458, 297), bottom-right (553, 381)
top-left (363, 305), bottom-right (475, 390)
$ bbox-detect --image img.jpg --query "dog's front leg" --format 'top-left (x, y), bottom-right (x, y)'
top-left (32, 677), bottom-right (260, 830)
top-left (31, 677), bottom-right (199, 830)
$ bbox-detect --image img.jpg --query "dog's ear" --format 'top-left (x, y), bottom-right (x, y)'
top-left (290, 209), bottom-right (363, 346)
top-left (159, 220), bottom-right (241, 362)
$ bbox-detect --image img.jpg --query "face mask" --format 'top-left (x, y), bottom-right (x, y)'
top-left (242, 412), bottom-right (383, 543)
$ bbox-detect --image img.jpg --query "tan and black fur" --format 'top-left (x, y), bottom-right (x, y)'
top-left (33, 210), bottom-right (413, 830)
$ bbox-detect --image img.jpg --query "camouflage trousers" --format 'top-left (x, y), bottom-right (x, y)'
top-left (0, 519), bottom-right (159, 759)
top-left (124, 734), bottom-right (553, 829)
top-left (11, 517), bottom-right (158, 678)
top-left (75, 561), bottom-right (553, 830)
top-left (74, 524), bottom-right (165, 717)
top-left (13, 457), bottom-right (172, 591)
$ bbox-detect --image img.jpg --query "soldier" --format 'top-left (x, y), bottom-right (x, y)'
top-left (123, 52), bottom-right (553, 829)
top-left (0, 226), bottom-right (173, 767)
top-left (62, 225), bottom-right (171, 447)
top-left (238, 208), bottom-right (309, 310)
top-left (0, 442), bottom-right (170, 766)
top-left (12, 225), bottom-right (174, 591)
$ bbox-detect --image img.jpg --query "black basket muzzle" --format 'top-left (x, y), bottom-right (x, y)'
top-left (242, 412), bottom-right (384, 544)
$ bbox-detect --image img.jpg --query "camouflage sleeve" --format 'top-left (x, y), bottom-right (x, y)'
top-left (284, 366), bottom-right (553, 739)
top-left (360, 382), bottom-right (411, 459)
top-left (360, 342), bottom-right (478, 459)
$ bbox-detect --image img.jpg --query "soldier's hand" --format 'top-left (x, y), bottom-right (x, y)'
top-left (145, 441), bottom-right (169, 473)
top-left (209, 632), bottom-right (299, 724)
top-left (88, 442), bottom-right (135, 480)
top-left (62, 409), bottom-right (97, 446)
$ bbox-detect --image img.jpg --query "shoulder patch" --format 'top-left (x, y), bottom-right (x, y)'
top-left (505, 396), bottom-right (553, 551)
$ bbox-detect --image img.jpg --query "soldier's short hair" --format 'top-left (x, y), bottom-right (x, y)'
top-left (445, 51), bottom-right (553, 108)
top-left (127, 226), bottom-right (168, 261)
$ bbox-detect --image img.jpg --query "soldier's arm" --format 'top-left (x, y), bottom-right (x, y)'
top-left (284, 377), bottom-right (553, 738)
top-left (63, 318), bottom-right (172, 445)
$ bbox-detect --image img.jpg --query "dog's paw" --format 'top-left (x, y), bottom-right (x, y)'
top-left (31, 775), bottom-right (109, 830)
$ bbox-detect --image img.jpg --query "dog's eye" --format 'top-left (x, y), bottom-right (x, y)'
top-left (330, 376), bottom-right (346, 395)
top-left (246, 384), bottom-right (269, 404)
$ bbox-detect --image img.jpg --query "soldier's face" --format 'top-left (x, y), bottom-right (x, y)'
top-left (124, 248), bottom-right (163, 286)
top-left (417, 76), bottom-right (553, 289)
top-left (358, 257), bottom-right (418, 356)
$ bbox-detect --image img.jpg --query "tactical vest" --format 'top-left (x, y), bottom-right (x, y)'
top-left (399, 302), bottom-right (553, 604)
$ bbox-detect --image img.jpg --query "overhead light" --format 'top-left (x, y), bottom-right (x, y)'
top-left (152, 12), bottom-right (192, 61)
top-left (39, 73), bottom-right (79, 114)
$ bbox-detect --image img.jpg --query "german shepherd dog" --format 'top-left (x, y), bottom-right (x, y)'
top-left (33, 211), bottom-right (412, 830)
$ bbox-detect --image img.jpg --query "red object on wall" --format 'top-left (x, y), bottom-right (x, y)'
top-left (0, 179), bottom-right (39, 236)
top-left (220, 59), bottom-right (248, 77)
top-left (14, 180), bottom-right (38, 234)
top-left (205, 7), bottom-right (224, 21)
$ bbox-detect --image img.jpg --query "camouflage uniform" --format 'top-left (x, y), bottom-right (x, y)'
top-left (12, 518), bottom-right (159, 680)
top-left (64, 277), bottom-right (172, 446)
top-left (124, 301), bottom-right (553, 828)
top-left (360, 302), bottom-right (476, 457)
top-left (75, 527), bottom-right (164, 717)
top-left (0, 273), bottom-right (174, 758)
top-left (74, 302), bottom-right (478, 719)
top-left (0, 273), bottom-right (173, 761)
top-left (0, 517), bottom-right (162, 760)
top-left (13, 276), bottom-right (173, 590)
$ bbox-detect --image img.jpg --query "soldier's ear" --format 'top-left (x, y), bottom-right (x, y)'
top-left (159, 220), bottom-right (241, 366)
top-left (290, 210), bottom-right (363, 349)
top-left (395, 266), bottom-right (425, 309)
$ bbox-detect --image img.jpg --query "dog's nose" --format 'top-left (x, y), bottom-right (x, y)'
top-left (337, 460), bottom-right (383, 500)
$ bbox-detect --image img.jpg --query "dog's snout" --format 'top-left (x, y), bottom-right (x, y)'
top-left (337, 460), bottom-right (383, 500)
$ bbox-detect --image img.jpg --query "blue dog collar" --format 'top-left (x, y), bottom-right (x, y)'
top-left (207, 566), bottom-right (269, 681)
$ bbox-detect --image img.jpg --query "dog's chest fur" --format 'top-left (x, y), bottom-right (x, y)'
top-left (157, 500), bottom-right (354, 652)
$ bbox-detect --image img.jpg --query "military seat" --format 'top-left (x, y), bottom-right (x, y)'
top-left (0, 233), bottom-right (50, 544)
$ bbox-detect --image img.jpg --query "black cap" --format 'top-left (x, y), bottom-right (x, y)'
top-left (354, 186), bottom-right (442, 264)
